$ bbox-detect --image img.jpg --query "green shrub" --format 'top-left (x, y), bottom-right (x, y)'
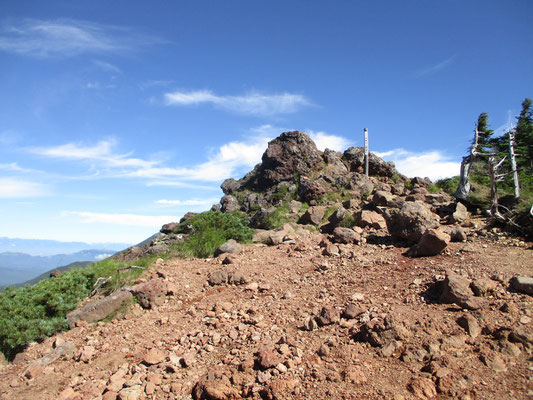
top-left (0, 253), bottom-right (155, 359)
top-left (263, 205), bottom-right (291, 230)
top-left (173, 211), bottom-right (253, 258)
top-left (436, 176), bottom-right (460, 196)
top-left (341, 213), bottom-right (358, 228)
top-left (427, 184), bottom-right (441, 193)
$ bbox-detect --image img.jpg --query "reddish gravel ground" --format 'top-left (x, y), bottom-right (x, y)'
top-left (0, 221), bottom-right (532, 400)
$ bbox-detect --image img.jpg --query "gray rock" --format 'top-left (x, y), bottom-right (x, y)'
top-left (409, 229), bottom-right (450, 257)
top-left (343, 147), bottom-right (398, 177)
top-left (332, 227), bottom-right (361, 244)
top-left (131, 279), bottom-right (167, 309)
top-left (208, 270), bottom-right (229, 286)
top-left (510, 276), bottom-right (533, 295)
top-left (288, 200), bottom-right (302, 213)
top-left (299, 206), bottom-right (326, 225)
top-left (215, 239), bottom-right (243, 256)
top-left (450, 226), bottom-right (467, 242)
top-left (66, 291), bottom-right (133, 328)
top-left (357, 210), bottom-right (387, 230)
top-left (220, 195), bottom-right (240, 213)
top-left (470, 278), bottom-right (498, 296)
top-left (457, 315), bottom-right (481, 338)
top-left (384, 202), bottom-right (440, 244)
top-left (372, 190), bottom-right (395, 207)
top-left (179, 212), bottom-right (198, 223)
top-left (298, 178), bottom-right (326, 203)
top-left (160, 222), bottom-right (179, 234)
top-left (450, 202), bottom-right (469, 224)
top-left (439, 270), bottom-right (488, 310)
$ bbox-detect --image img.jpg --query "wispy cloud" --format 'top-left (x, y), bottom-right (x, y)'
top-left (0, 177), bottom-right (49, 198)
top-left (30, 140), bottom-right (157, 169)
top-left (164, 90), bottom-right (312, 116)
top-left (414, 55), bottom-right (456, 77)
top-left (61, 211), bottom-right (179, 227)
top-left (375, 149), bottom-right (460, 180)
top-left (92, 60), bottom-right (122, 74)
top-left (28, 127), bottom-right (352, 185)
top-left (0, 18), bottom-right (158, 57)
top-left (156, 198), bottom-right (219, 206)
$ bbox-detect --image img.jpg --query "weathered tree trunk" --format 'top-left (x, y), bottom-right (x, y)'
top-left (455, 127), bottom-right (480, 200)
top-left (508, 130), bottom-right (520, 200)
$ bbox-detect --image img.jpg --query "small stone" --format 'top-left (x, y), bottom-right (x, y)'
top-left (118, 385), bottom-right (143, 400)
top-left (408, 376), bottom-right (437, 399)
top-left (343, 304), bottom-right (362, 319)
top-left (457, 315), bottom-right (481, 339)
top-left (143, 348), bottom-right (166, 365)
top-left (256, 349), bottom-right (282, 370)
top-left (343, 366), bottom-right (367, 385)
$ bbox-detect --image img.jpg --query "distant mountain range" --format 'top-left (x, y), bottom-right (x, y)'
top-left (0, 237), bottom-right (130, 256)
top-left (0, 249), bottom-right (118, 287)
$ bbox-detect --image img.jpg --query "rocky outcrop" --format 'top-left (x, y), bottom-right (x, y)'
top-left (66, 290), bottom-right (133, 328)
top-left (409, 229), bottom-right (450, 257)
top-left (343, 147), bottom-right (399, 177)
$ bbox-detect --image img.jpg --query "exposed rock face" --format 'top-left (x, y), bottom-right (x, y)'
top-left (298, 178), bottom-right (326, 203)
top-left (220, 195), bottom-right (240, 213)
top-left (255, 131), bottom-right (323, 188)
top-left (332, 227), bottom-right (361, 244)
top-left (160, 222), bottom-right (179, 234)
top-left (384, 202), bottom-right (440, 244)
top-left (66, 291), bottom-right (133, 328)
top-left (343, 147), bottom-right (399, 177)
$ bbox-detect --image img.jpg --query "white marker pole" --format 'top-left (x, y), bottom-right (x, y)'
top-left (364, 128), bottom-right (369, 176)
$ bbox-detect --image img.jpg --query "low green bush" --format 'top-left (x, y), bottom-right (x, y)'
top-left (0, 254), bottom-right (152, 359)
top-left (436, 176), bottom-right (460, 196)
top-left (173, 211), bottom-right (253, 258)
top-left (262, 205), bottom-right (291, 230)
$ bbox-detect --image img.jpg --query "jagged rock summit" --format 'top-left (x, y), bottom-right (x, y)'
top-left (220, 130), bottom-right (401, 216)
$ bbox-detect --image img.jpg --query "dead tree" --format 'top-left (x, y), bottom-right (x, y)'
top-left (455, 126), bottom-right (481, 200)
top-left (508, 128), bottom-right (520, 199)
top-left (487, 155), bottom-right (507, 221)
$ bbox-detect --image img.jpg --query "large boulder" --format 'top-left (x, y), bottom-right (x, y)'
top-left (66, 290), bottom-right (133, 328)
top-left (332, 227), bottom-right (361, 244)
top-left (299, 206), bottom-right (326, 225)
top-left (384, 202), bottom-right (440, 244)
top-left (343, 147), bottom-right (398, 177)
top-left (449, 202), bottom-right (469, 224)
top-left (215, 239), bottom-right (243, 256)
top-left (409, 229), bottom-right (450, 257)
top-left (298, 178), bottom-right (326, 203)
top-left (357, 210), bottom-right (387, 230)
top-left (439, 270), bottom-right (488, 310)
top-left (253, 131), bottom-right (323, 188)
top-left (220, 195), bottom-right (240, 213)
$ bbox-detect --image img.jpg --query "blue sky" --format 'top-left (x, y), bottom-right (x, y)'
top-left (1, 1), bottom-right (532, 244)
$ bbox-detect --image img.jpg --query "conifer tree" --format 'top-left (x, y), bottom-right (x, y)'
top-left (476, 112), bottom-right (494, 152)
top-left (515, 98), bottom-right (533, 172)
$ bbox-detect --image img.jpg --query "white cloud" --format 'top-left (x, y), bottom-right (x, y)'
top-left (94, 253), bottom-right (113, 261)
top-left (31, 140), bottom-right (157, 169)
top-left (414, 55), bottom-right (456, 77)
top-left (30, 127), bottom-right (352, 185)
top-left (0, 18), bottom-right (157, 57)
top-left (61, 211), bottom-right (179, 227)
top-left (0, 178), bottom-right (48, 198)
top-left (375, 149), bottom-right (460, 181)
top-left (156, 198), bottom-right (219, 206)
top-left (164, 90), bottom-right (311, 116)
top-left (308, 130), bottom-right (352, 152)
top-left (92, 60), bottom-right (121, 74)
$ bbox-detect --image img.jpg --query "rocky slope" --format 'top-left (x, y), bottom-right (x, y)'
top-left (0, 131), bottom-right (532, 400)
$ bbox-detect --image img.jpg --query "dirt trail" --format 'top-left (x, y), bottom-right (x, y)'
top-left (0, 228), bottom-right (532, 400)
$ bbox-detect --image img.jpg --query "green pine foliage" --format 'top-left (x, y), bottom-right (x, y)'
top-left (173, 211), bottom-right (253, 258)
top-left (0, 256), bottom-right (151, 359)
